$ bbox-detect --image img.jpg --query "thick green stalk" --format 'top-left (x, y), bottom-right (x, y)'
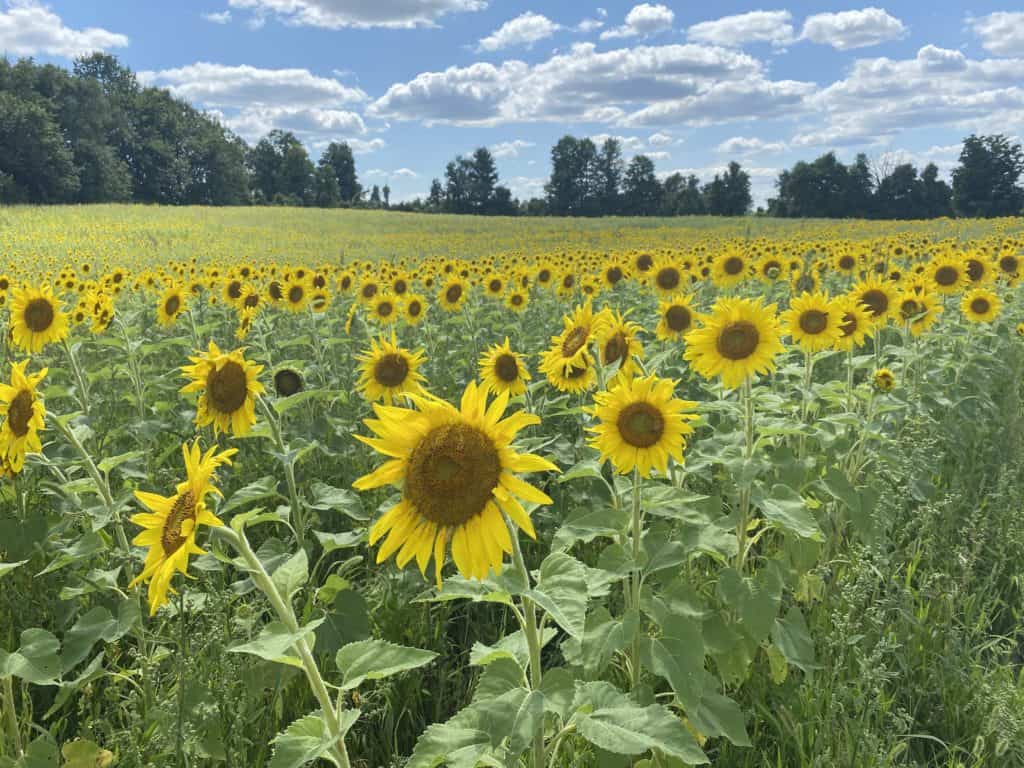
top-left (62, 338), bottom-right (91, 416)
top-left (2, 676), bottom-right (21, 758)
top-left (735, 378), bottom-right (755, 573)
top-left (628, 466), bottom-right (643, 689)
top-left (257, 396), bottom-right (305, 546)
top-left (508, 519), bottom-right (545, 768)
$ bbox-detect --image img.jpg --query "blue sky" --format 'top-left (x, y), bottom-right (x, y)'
top-left (3, 1), bottom-right (1023, 204)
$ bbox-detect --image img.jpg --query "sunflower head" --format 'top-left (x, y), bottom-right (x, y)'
top-left (961, 288), bottom-right (1001, 324)
top-left (180, 341), bottom-right (266, 436)
top-left (9, 284), bottom-right (68, 354)
top-left (356, 332), bottom-right (427, 405)
top-left (833, 295), bottom-right (874, 351)
top-left (273, 367), bottom-right (304, 397)
top-left (684, 297), bottom-right (784, 390)
top-left (0, 360), bottom-right (47, 474)
top-left (781, 291), bottom-right (843, 354)
top-left (873, 368), bottom-right (896, 393)
top-left (479, 337), bottom-right (532, 397)
top-left (597, 310), bottom-right (643, 377)
top-left (655, 294), bottom-right (697, 341)
top-left (157, 286), bottom-right (187, 328)
top-left (354, 381), bottom-right (557, 587)
top-left (1016, 322), bottom-right (1024, 338)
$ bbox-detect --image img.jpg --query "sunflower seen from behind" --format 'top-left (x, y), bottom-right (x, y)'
top-left (587, 374), bottom-right (697, 476)
top-left (479, 337), bottom-right (531, 397)
top-left (0, 360), bottom-right (47, 474)
top-left (9, 284), bottom-right (68, 354)
top-left (181, 341), bottom-right (265, 436)
top-left (684, 297), bottom-right (784, 390)
top-left (356, 332), bottom-right (427, 405)
top-left (129, 441), bottom-right (237, 615)
top-left (354, 381), bottom-right (558, 587)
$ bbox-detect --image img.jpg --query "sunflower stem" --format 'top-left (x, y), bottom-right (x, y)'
top-left (216, 526), bottom-right (352, 768)
top-left (507, 518), bottom-right (545, 768)
top-left (735, 378), bottom-right (755, 573)
top-left (61, 338), bottom-right (90, 417)
top-left (1, 675), bottom-right (22, 758)
top-left (797, 351), bottom-right (815, 459)
top-left (115, 318), bottom-right (146, 427)
top-left (257, 396), bottom-right (305, 548)
top-left (628, 466), bottom-right (643, 690)
top-left (176, 590), bottom-right (187, 768)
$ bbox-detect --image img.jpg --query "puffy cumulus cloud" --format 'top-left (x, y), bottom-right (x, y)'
top-left (368, 42), bottom-right (768, 126)
top-left (645, 150), bottom-right (671, 161)
top-left (490, 139), bottom-right (535, 158)
top-left (478, 12), bottom-right (559, 52)
top-left (716, 136), bottom-right (788, 155)
top-left (648, 131), bottom-right (673, 146)
top-left (140, 63), bottom-right (368, 109)
top-left (202, 10), bottom-right (232, 24)
top-left (622, 78), bottom-right (815, 127)
top-left (687, 10), bottom-right (795, 49)
top-left (589, 133), bottom-right (647, 152)
top-left (507, 176), bottom-right (546, 198)
top-left (794, 46), bottom-right (1024, 148)
top-left (600, 3), bottom-right (673, 40)
top-left (225, 106), bottom-right (367, 141)
top-left (365, 167), bottom-right (418, 178)
top-left (0, 0), bottom-right (128, 58)
top-left (227, 0), bottom-right (486, 29)
top-left (801, 7), bottom-right (906, 51)
top-left (969, 12), bottom-right (1024, 57)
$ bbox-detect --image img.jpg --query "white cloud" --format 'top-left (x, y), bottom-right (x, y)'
top-left (227, 0), bottom-right (486, 29)
top-left (601, 3), bottom-right (673, 40)
top-left (648, 131), bottom-right (672, 146)
top-left (590, 133), bottom-right (646, 152)
top-left (645, 150), bottom-right (671, 161)
top-left (139, 63), bottom-right (368, 109)
top-left (478, 12), bottom-right (559, 52)
top-left (687, 10), bottom-right (794, 48)
top-left (202, 10), bottom-right (232, 24)
top-left (801, 8), bottom-right (906, 51)
top-left (969, 12), bottom-right (1024, 57)
top-left (717, 136), bottom-right (788, 155)
top-left (577, 16), bottom-right (604, 33)
top-left (347, 138), bottom-right (386, 154)
top-left (490, 139), bottom-right (536, 158)
top-left (368, 42), bottom-right (768, 126)
top-left (622, 78), bottom-right (815, 127)
top-left (507, 175), bottom-right (546, 198)
top-left (0, 0), bottom-right (128, 58)
top-left (226, 106), bottom-right (366, 141)
top-left (365, 167), bottom-right (418, 178)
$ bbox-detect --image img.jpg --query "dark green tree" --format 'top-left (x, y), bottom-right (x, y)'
top-left (952, 134), bottom-right (1024, 217)
top-left (319, 142), bottom-right (361, 203)
top-left (621, 154), bottom-right (661, 215)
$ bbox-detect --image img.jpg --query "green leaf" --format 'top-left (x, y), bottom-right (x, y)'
top-left (643, 614), bottom-right (704, 710)
top-left (309, 483), bottom-right (368, 521)
top-left (0, 560), bottom-right (27, 579)
top-left (229, 620), bottom-right (323, 669)
top-left (530, 552), bottom-right (588, 639)
top-left (557, 459), bottom-right (605, 483)
top-left (475, 657), bottom-right (525, 700)
top-left (575, 682), bottom-right (708, 764)
top-left (507, 690), bottom-right (545, 755)
top-left (716, 565), bottom-right (783, 644)
top-left (269, 709), bottom-right (359, 768)
top-left (552, 504), bottom-right (628, 551)
top-left (689, 688), bottom-right (751, 747)
top-left (335, 639), bottom-right (437, 690)
top-left (271, 550), bottom-right (309, 601)
top-left (754, 485), bottom-right (822, 540)
top-left (771, 606), bottom-right (818, 673)
top-left (222, 476), bottom-right (282, 516)
top-left (580, 607), bottom-right (638, 679)
top-left (766, 644), bottom-right (789, 684)
top-left (821, 468), bottom-right (879, 543)
top-left (61, 607), bottom-right (123, 672)
top-left (540, 668), bottom-right (575, 721)
top-left (313, 530), bottom-right (364, 553)
top-left (96, 450), bottom-right (144, 474)
top-left (273, 388), bottom-right (335, 415)
top-left (0, 628), bottom-right (61, 685)
top-left (407, 709), bottom-right (491, 768)
top-left (61, 740), bottom-right (114, 768)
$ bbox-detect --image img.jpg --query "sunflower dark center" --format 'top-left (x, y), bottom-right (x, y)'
top-left (566, 364), bottom-right (587, 380)
top-left (494, 353), bottom-right (519, 383)
top-left (656, 268), bottom-right (680, 291)
top-left (860, 289), bottom-right (888, 317)
top-left (723, 257), bottom-right (744, 275)
top-left (207, 361), bottom-right (248, 414)
top-left (606, 267), bottom-right (623, 284)
top-left (393, 279), bottom-right (407, 294)
top-left (970, 297), bottom-right (990, 315)
top-left (7, 390), bottom-right (33, 438)
top-left (840, 312), bottom-right (857, 337)
top-left (561, 325), bottom-right (590, 358)
top-left (900, 299), bottom-right (921, 319)
top-left (228, 281), bottom-right (243, 300)
top-left (408, 300), bottom-right (422, 317)
top-left (603, 332), bottom-right (628, 366)
top-left (288, 286), bottom-right (304, 304)
top-left (798, 309), bottom-right (828, 335)
top-left (616, 402), bottom-right (665, 448)
top-left (538, 269), bottom-right (551, 282)
top-left (374, 354), bottom-right (409, 388)
top-left (24, 298), bottom-right (55, 333)
top-left (269, 281), bottom-right (283, 300)
top-left (999, 255), bottom-right (1018, 274)
top-left (511, 294), bottom-right (524, 306)
top-left (165, 295), bottom-right (181, 316)
top-left (562, 275), bottom-right (575, 289)
top-left (665, 305), bottom-right (691, 332)
top-left (716, 321), bottom-right (760, 361)
top-left (405, 423), bottom-right (501, 526)
top-left (361, 284), bottom-right (378, 299)
top-left (161, 491), bottom-right (196, 556)
top-left (966, 259), bottom-right (984, 281)
top-left (636, 254), bottom-right (653, 272)
top-left (445, 285), bottom-right (463, 304)
top-left (839, 255), bottom-right (856, 270)
top-left (244, 294), bottom-right (259, 309)
top-left (377, 301), bottom-right (394, 317)
top-left (275, 369), bottom-right (303, 397)
top-left (341, 276), bottom-right (352, 290)
top-left (934, 266), bottom-right (958, 286)
top-left (313, 274), bottom-right (326, 289)
top-left (488, 279), bottom-right (502, 293)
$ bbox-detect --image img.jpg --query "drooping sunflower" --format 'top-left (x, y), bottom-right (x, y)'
top-left (961, 287), bottom-right (1001, 323)
top-left (587, 374), bottom-right (698, 476)
top-left (354, 381), bottom-right (558, 586)
top-left (0, 361), bottom-right (47, 474)
top-left (544, 357), bottom-right (597, 394)
top-left (479, 338), bottom-right (531, 397)
top-left (439, 278), bottom-right (469, 312)
top-left (540, 301), bottom-right (608, 379)
top-left (832, 295), bottom-right (874, 351)
top-left (181, 342), bottom-right (265, 436)
top-left (684, 297), bottom-right (785, 389)
top-left (597, 310), bottom-right (643, 377)
top-left (897, 290), bottom-right (942, 337)
top-left (129, 441), bottom-right (237, 615)
top-left (157, 286), bottom-right (187, 328)
top-left (273, 367), bottom-right (304, 397)
top-left (8, 284), bottom-right (68, 354)
top-left (780, 291), bottom-right (843, 353)
top-left (851, 275), bottom-right (897, 326)
top-left (655, 294), bottom-right (698, 341)
top-left (356, 332), bottom-right (427, 405)
top-left (873, 368), bottom-right (895, 392)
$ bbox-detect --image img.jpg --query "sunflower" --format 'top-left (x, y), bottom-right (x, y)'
top-left (651, 262), bottom-right (685, 295)
top-left (684, 297), bottom-right (784, 390)
top-left (964, 254), bottom-right (993, 285)
top-left (898, 290), bottom-right (942, 337)
top-left (597, 310), bottom-right (643, 377)
top-left (180, 342), bottom-right (265, 436)
top-left (403, 293), bottom-right (428, 325)
top-left (543, 356), bottom-right (597, 394)
top-left (655, 294), bottom-right (698, 341)
top-left (483, 274), bottom-right (505, 298)
top-left (273, 368), bottom-right (304, 397)
top-left (506, 291), bottom-right (529, 313)
top-left (129, 441), bottom-right (237, 615)
top-left (961, 287), bottom-right (1001, 323)
top-left (587, 374), bottom-right (698, 476)
top-left (851, 275), bottom-right (897, 326)
top-left (1016, 322), bottom-right (1024, 338)
top-left (711, 250), bottom-right (749, 288)
top-left (996, 252), bottom-right (1020, 283)
top-left (601, 261), bottom-right (629, 289)
top-left (0, 361), bottom-right (47, 474)
top-left (833, 296), bottom-right (874, 351)
top-left (479, 338), bottom-right (531, 397)
top-left (370, 294), bottom-right (400, 326)
top-left (439, 278), bottom-right (469, 312)
top-left (283, 278), bottom-right (309, 313)
top-left (8, 284), bottom-right (68, 354)
top-left (927, 255), bottom-right (967, 295)
top-left (781, 292), bottom-right (843, 353)
top-left (354, 381), bottom-right (558, 586)
top-left (356, 332), bottom-right (427, 405)
top-left (873, 368), bottom-right (895, 392)
top-left (540, 301), bottom-right (608, 378)
top-left (157, 286), bottom-right (187, 328)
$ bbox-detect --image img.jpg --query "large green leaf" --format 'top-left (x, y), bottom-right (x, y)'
top-left (771, 606), bottom-right (818, 673)
top-left (716, 564), bottom-right (783, 643)
top-left (579, 606), bottom-right (638, 679)
top-left (530, 552), bottom-right (588, 639)
top-left (642, 614), bottom-right (704, 710)
top-left (269, 709), bottom-right (359, 768)
top-left (229, 620), bottom-right (323, 669)
top-left (335, 639), bottom-right (437, 690)
top-left (689, 686), bottom-right (751, 747)
top-left (0, 628), bottom-right (61, 685)
top-left (271, 550), bottom-right (309, 601)
top-left (754, 485), bottom-right (822, 540)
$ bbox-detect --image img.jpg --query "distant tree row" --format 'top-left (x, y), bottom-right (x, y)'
top-left (0, 54), bottom-right (374, 208)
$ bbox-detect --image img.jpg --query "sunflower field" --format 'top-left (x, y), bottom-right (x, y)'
top-left (2, 207), bottom-right (1024, 768)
